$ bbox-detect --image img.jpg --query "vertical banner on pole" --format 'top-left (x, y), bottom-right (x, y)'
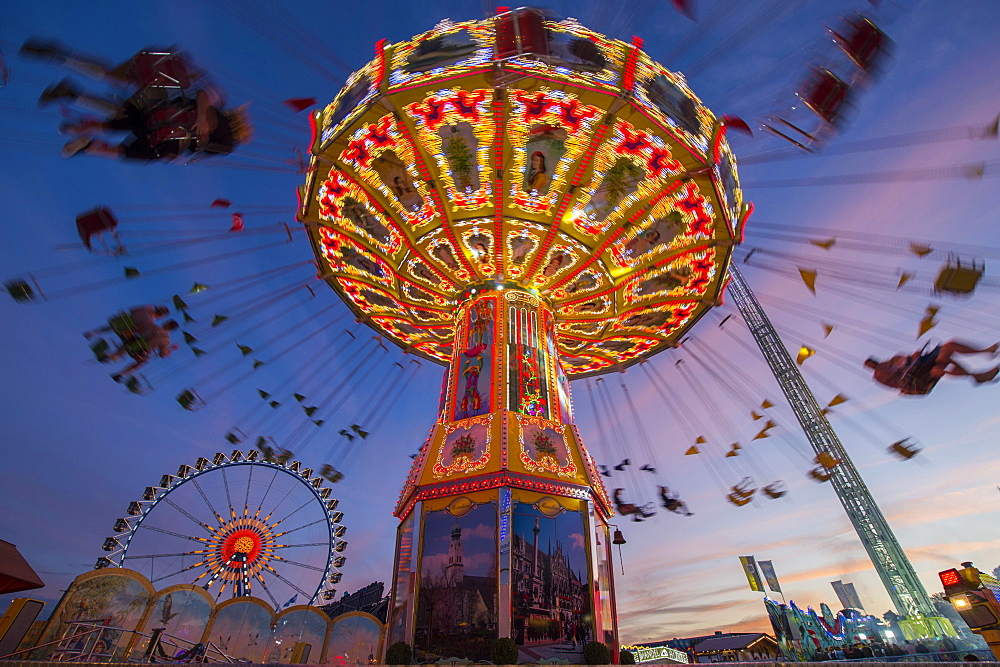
top-left (831, 580), bottom-right (851, 610)
top-left (739, 556), bottom-right (764, 592)
top-left (758, 560), bottom-right (782, 594)
top-left (844, 582), bottom-right (865, 611)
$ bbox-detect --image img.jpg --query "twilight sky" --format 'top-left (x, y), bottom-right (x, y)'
top-left (1, 0), bottom-right (999, 646)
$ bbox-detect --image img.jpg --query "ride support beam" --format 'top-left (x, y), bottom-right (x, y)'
top-left (727, 264), bottom-right (936, 618)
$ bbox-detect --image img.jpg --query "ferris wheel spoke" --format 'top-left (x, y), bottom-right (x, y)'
top-left (123, 549), bottom-right (207, 561)
top-left (269, 497), bottom-right (315, 530)
top-left (150, 559), bottom-right (208, 584)
top-left (272, 516), bottom-right (327, 538)
top-left (162, 496), bottom-right (216, 534)
top-left (254, 572), bottom-right (282, 609)
top-left (255, 468), bottom-right (281, 517)
top-left (270, 555), bottom-right (325, 572)
top-left (221, 467), bottom-right (234, 518)
top-left (262, 564), bottom-right (312, 602)
top-left (243, 462), bottom-right (253, 513)
top-left (272, 542), bottom-right (330, 549)
top-left (140, 524), bottom-right (211, 543)
top-left (191, 477), bottom-right (225, 524)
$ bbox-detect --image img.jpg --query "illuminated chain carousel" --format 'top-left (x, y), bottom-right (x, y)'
top-left (296, 8), bottom-right (748, 660)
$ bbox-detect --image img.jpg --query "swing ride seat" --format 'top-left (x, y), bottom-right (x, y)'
top-left (808, 467), bottom-right (832, 482)
top-left (76, 206), bottom-right (122, 255)
top-left (128, 51), bottom-right (192, 91)
top-left (763, 67), bottom-right (855, 151)
top-left (762, 482), bottom-right (787, 499)
top-left (175, 388), bottom-right (205, 411)
top-left (815, 451), bottom-right (842, 469)
top-left (933, 255), bottom-right (983, 295)
top-left (727, 492), bottom-right (753, 506)
top-left (888, 440), bottom-right (920, 460)
top-left (731, 477), bottom-right (756, 496)
top-left (799, 67), bottom-right (852, 125)
top-left (91, 312), bottom-right (150, 363)
top-left (830, 16), bottom-right (887, 73)
top-left (5, 278), bottom-right (37, 302)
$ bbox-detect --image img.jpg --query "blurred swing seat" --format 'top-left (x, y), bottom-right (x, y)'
top-left (888, 439), bottom-right (920, 460)
top-left (762, 481), bottom-right (787, 499)
top-left (128, 51), bottom-right (191, 91)
top-left (831, 15), bottom-right (888, 73)
top-left (5, 278), bottom-right (38, 302)
top-left (91, 312), bottom-right (149, 363)
top-left (808, 467), bottom-right (832, 482)
top-left (763, 68), bottom-right (853, 151)
top-left (934, 255), bottom-right (983, 295)
top-left (727, 492), bottom-right (753, 506)
top-left (76, 206), bottom-right (124, 255)
top-left (176, 389), bottom-right (205, 411)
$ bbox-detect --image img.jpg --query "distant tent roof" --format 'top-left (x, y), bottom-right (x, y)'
top-left (693, 633), bottom-right (773, 652)
top-left (0, 540), bottom-right (44, 594)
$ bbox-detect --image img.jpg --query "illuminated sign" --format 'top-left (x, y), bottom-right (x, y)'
top-left (446, 496), bottom-right (475, 517)
top-left (535, 496), bottom-right (565, 517)
top-left (622, 645), bottom-right (689, 664)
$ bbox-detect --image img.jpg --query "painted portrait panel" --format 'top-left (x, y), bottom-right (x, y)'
top-left (644, 73), bottom-right (701, 135)
top-left (632, 264), bottom-right (694, 299)
top-left (583, 157), bottom-right (643, 222)
top-left (328, 76), bottom-right (373, 130)
top-left (373, 151), bottom-right (424, 211)
top-left (509, 233), bottom-right (537, 267)
top-left (341, 197), bottom-right (391, 245)
top-left (547, 31), bottom-right (609, 73)
top-left (614, 211), bottom-right (685, 266)
top-left (464, 230), bottom-right (493, 269)
top-left (522, 125), bottom-right (568, 196)
top-left (438, 122), bottom-right (481, 192)
top-left (405, 30), bottom-right (480, 73)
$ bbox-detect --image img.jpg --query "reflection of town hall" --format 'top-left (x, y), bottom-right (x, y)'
top-left (512, 517), bottom-right (586, 641)
top-left (417, 522), bottom-right (497, 637)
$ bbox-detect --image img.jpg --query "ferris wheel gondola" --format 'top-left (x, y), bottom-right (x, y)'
top-left (97, 449), bottom-right (345, 606)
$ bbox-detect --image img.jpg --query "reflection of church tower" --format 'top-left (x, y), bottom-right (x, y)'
top-left (446, 521), bottom-right (465, 585)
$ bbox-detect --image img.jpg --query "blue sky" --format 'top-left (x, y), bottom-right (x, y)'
top-left (1, 0), bottom-right (999, 646)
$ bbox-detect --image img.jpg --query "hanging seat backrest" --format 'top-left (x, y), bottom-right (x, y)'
top-left (128, 51), bottom-right (191, 90)
top-left (833, 16), bottom-right (886, 72)
top-left (76, 207), bottom-right (119, 251)
top-left (934, 257), bottom-right (983, 295)
top-left (799, 68), bottom-right (851, 124)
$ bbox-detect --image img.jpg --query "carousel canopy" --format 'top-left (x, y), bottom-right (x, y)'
top-left (299, 9), bottom-right (747, 376)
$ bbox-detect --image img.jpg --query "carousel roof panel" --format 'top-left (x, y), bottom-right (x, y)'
top-left (300, 10), bottom-right (747, 376)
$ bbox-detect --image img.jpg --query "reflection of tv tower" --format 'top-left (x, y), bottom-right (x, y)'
top-left (445, 522), bottom-right (464, 585)
top-left (532, 518), bottom-right (541, 578)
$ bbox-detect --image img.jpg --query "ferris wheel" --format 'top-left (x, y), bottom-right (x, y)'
top-left (96, 449), bottom-right (346, 606)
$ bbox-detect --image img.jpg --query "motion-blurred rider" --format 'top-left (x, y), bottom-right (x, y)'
top-left (22, 38), bottom-right (250, 161)
top-left (865, 340), bottom-right (999, 396)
